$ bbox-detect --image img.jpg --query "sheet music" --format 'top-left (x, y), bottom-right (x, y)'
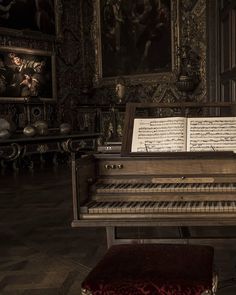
top-left (131, 117), bottom-right (187, 152)
top-left (187, 117), bottom-right (236, 152)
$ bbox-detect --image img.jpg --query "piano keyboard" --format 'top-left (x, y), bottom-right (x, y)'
top-left (85, 200), bottom-right (236, 214)
top-left (95, 183), bottom-right (236, 193)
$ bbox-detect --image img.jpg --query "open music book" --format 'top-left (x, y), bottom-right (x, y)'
top-left (131, 117), bottom-right (236, 152)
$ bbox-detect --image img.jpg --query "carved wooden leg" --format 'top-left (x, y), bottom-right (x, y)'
top-left (52, 153), bottom-right (59, 166)
top-left (12, 159), bottom-right (20, 172)
top-left (28, 160), bottom-right (34, 170)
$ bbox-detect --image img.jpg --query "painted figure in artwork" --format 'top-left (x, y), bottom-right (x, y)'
top-left (7, 53), bottom-right (46, 97)
top-left (133, 0), bottom-right (171, 71)
top-left (34, 0), bottom-right (55, 34)
top-left (101, 0), bottom-right (171, 77)
top-left (0, 0), bottom-right (15, 20)
top-left (0, 0), bottom-right (55, 35)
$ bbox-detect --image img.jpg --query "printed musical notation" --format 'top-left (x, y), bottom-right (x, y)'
top-left (187, 117), bottom-right (236, 152)
top-left (131, 117), bottom-right (187, 152)
top-left (131, 117), bottom-right (236, 153)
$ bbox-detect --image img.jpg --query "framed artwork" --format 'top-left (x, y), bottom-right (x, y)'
top-left (0, 0), bottom-right (62, 40)
top-left (0, 46), bottom-right (57, 102)
top-left (93, 0), bottom-right (180, 85)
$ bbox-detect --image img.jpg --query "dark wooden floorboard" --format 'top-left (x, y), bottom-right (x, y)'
top-left (0, 167), bottom-right (107, 295)
top-left (0, 166), bottom-right (236, 294)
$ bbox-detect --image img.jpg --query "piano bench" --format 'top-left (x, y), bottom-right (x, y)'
top-left (81, 244), bottom-right (217, 295)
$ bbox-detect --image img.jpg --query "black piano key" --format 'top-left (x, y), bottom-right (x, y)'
top-left (149, 201), bottom-right (156, 208)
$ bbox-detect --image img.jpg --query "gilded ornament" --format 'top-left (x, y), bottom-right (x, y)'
top-left (0, 129), bottom-right (10, 139)
top-left (0, 118), bottom-right (11, 131)
top-left (37, 144), bottom-right (49, 153)
top-left (0, 118), bottom-right (11, 139)
top-left (59, 123), bottom-right (72, 134)
top-left (34, 120), bottom-right (49, 136)
top-left (23, 125), bottom-right (37, 137)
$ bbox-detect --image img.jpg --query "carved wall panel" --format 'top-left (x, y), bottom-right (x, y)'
top-left (0, 0), bottom-right (208, 139)
top-left (180, 0), bottom-right (207, 102)
top-left (0, 34), bottom-right (55, 130)
top-left (80, 0), bottom-right (207, 106)
top-left (0, 0), bottom-right (87, 131)
top-left (81, 0), bottom-right (207, 139)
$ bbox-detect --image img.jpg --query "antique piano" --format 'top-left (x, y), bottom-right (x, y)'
top-left (71, 103), bottom-right (236, 246)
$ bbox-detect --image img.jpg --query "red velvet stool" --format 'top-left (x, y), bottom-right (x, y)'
top-left (81, 244), bottom-right (217, 295)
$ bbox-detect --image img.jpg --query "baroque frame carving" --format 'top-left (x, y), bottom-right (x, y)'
top-left (0, 46), bottom-right (57, 103)
top-left (92, 0), bottom-right (180, 86)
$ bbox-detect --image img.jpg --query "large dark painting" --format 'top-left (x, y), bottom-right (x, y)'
top-left (99, 0), bottom-right (172, 78)
top-left (0, 0), bottom-right (60, 37)
top-left (0, 46), bottom-right (56, 102)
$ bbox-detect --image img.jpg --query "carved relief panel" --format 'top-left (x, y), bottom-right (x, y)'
top-left (0, 0), bottom-right (209, 141)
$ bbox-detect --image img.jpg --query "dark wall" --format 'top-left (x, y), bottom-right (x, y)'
top-left (0, 0), bottom-right (85, 131)
top-left (0, 0), bottom-right (208, 138)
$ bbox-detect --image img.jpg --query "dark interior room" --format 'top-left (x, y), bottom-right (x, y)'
top-left (1, 0), bottom-right (236, 294)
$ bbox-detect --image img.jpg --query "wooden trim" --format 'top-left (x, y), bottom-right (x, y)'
top-left (72, 218), bottom-right (236, 227)
top-left (106, 226), bottom-right (115, 248)
top-left (71, 153), bottom-right (79, 220)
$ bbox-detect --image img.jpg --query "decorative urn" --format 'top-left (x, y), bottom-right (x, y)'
top-left (23, 125), bottom-right (37, 137)
top-left (59, 123), bottom-right (72, 134)
top-left (34, 120), bottom-right (49, 136)
top-left (176, 75), bottom-right (195, 101)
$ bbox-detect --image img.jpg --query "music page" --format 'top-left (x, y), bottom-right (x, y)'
top-left (131, 117), bottom-right (187, 152)
top-left (187, 117), bottom-right (236, 152)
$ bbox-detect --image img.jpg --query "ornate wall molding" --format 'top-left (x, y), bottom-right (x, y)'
top-left (180, 0), bottom-right (207, 102)
top-left (0, 0), bottom-right (209, 137)
top-left (91, 0), bottom-right (180, 87)
top-left (79, 0), bottom-right (207, 105)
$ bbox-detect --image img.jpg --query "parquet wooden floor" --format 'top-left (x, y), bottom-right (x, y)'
top-left (0, 165), bottom-right (236, 294)
top-left (0, 167), bottom-right (107, 295)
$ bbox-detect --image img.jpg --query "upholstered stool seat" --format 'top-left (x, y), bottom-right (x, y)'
top-left (82, 244), bottom-right (217, 295)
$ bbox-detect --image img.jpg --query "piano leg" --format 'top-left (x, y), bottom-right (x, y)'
top-left (106, 227), bottom-right (116, 248)
top-left (178, 227), bottom-right (191, 239)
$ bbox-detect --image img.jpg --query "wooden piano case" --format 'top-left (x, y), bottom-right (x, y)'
top-left (71, 102), bottom-right (236, 247)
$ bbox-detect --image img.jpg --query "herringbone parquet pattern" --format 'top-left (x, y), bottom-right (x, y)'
top-left (0, 166), bottom-right (236, 294)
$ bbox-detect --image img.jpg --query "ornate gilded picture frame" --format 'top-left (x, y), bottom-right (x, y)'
top-left (0, 46), bottom-right (57, 103)
top-left (93, 0), bottom-right (180, 86)
top-left (0, 0), bottom-right (62, 40)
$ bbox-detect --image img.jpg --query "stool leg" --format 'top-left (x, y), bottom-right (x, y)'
top-left (212, 272), bottom-right (218, 294)
top-left (81, 288), bottom-right (93, 295)
top-left (178, 226), bottom-right (191, 239)
top-left (200, 272), bottom-right (218, 295)
top-left (201, 291), bottom-right (212, 294)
